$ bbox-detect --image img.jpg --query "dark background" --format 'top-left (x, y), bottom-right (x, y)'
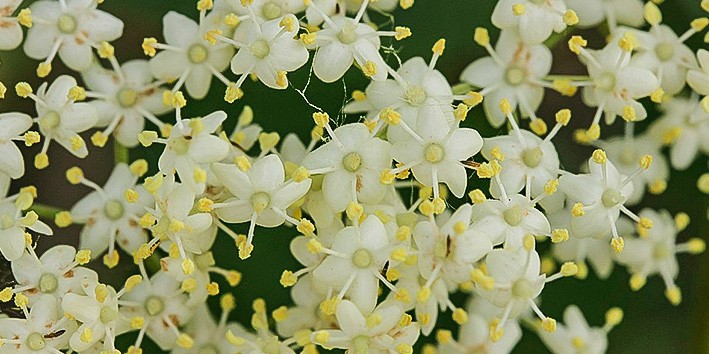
top-left (0, 0), bottom-right (707, 352)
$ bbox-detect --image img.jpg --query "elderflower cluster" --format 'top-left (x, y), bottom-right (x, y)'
top-left (0, 0), bottom-right (706, 353)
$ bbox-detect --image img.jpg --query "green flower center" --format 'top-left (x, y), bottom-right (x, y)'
top-left (26, 332), bottom-right (46, 351)
top-left (655, 42), bottom-right (675, 62)
top-left (405, 86), bottom-right (427, 107)
top-left (188, 43), bottom-right (209, 64)
top-left (337, 24), bottom-right (358, 45)
top-left (504, 66), bottom-right (526, 86)
top-left (144, 295), bottom-right (165, 316)
top-left (100, 306), bottom-right (118, 323)
top-left (251, 192), bottom-right (271, 213)
top-left (343, 152), bottom-right (362, 172)
top-left (596, 72), bottom-right (617, 92)
top-left (424, 143), bottom-right (445, 164)
top-left (39, 111), bottom-right (61, 131)
top-left (1, 214), bottom-right (15, 230)
top-left (262, 2), bottom-right (283, 20)
top-left (352, 248), bottom-right (373, 268)
top-left (521, 146), bottom-right (543, 168)
top-left (199, 345), bottom-right (219, 354)
top-left (503, 205), bottom-right (523, 226)
top-left (39, 273), bottom-right (58, 294)
top-left (168, 137), bottom-right (190, 155)
top-left (57, 14), bottom-right (77, 34)
top-left (654, 244), bottom-right (671, 259)
top-left (601, 189), bottom-right (623, 208)
top-left (104, 199), bottom-right (125, 221)
top-left (117, 88), bottom-right (139, 108)
top-left (352, 335), bottom-right (370, 354)
top-left (512, 278), bottom-right (533, 298)
top-left (249, 39), bottom-right (271, 59)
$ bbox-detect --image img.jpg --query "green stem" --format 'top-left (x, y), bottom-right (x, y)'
top-left (544, 74), bottom-right (590, 81)
top-left (31, 203), bottom-right (63, 219)
top-left (544, 26), bottom-right (575, 49)
top-left (452, 83), bottom-right (473, 95)
top-left (144, 253), bottom-right (161, 274)
top-left (114, 142), bottom-right (129, 164)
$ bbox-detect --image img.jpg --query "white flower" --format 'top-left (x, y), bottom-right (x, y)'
top-left (211, 154), bottom-right (312, 259)
top-left (82, 60), bottom-right (171, 147)
top-left (615, 209), bottom-right (704, 304)
top-left (21, 76), bottom-right (99, 164)
top-left (578, 39), bottom-right (659, 128)
top-left (389, 108), bottom-right (483, 199)
top-left (0, 112), bottom-right (34, 179)
top-left (491, 0), bottom-right (569, 45)
top-left (24, 0), bottom-right (123, 72)
top-left (565, 0), bottom-right (644, 29)
top-left (461, 30), bottom-right (552, 127)
top-left (647, 97), bottom-right (709, 170)
top-left (687, 49), bottom-right (709, 96)
top-left (61, 280), bottom-right (123, 352)
top-left (224, 299), bottom-right (297, 354)
top-left (157, 111), bottom-right (230, 193)
top-left (0, 0), bottom-right (28, 50)
top-left (629, 24), bottom-right (698, 95)
top-left (119, 272), bottom-right (194, 351)
top-left (308, 0), bottom-right (389, 82)
top-left (596, 132), bottom-right (668, 204)
top-left (11, 245), bottom-right (98, 306)
top-left (228, 14), bottom-right (308, 90)
top-left (149, 11), bottom-right (234, 99)
top-left (538, 305), bottom-right (613, 354)
top-left (216, 0), bottom-right (306, 22)
top-left (389, 263), bottom-right (449, 336)
top-left (228, 106), bottom-right (262, 151)
top-left (344, 55), bottom-right (455, 143)
top-left (70, 163), bottom-right (153, 260)
top-left (0, 295), bottom-right (74, 354)
top-left (311, 299), bottom-right (419, 354)
top-left (171, 305), bottom-right (236, 354)
top-left (302, 122), bottom-right (391, 212)
top-left (470, 193), bottom-right (551, 248)
top-left (312, 215), bottom-right (392, 313)
top-left (0, 195), bottom-right (53, 262)
top-left (559, 152), bottom-right (646, 246)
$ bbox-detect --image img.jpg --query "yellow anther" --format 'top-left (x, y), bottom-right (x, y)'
top-left (622, 105), bottom-right (636, 122)
top-left (279, 16), bottom-right (295, 31)
top-left (67, 167), bottom-right (86, 186)
top-left (15, 82), bottom-right (33, 97)
top-left (476, 160), bottom-right (501, 178)
top-left (691, 17), bottom-right (709, 31)
top-left (143, 174), bottom-right (163, 195)
top-left (432, 38), bottom-right (446, 55)
top-left (292, 166), bottom-right (310, 182)
top-left (124, 189), bottom-right (140, 203)
top-left (193, 167), bottom-right (207, 183)
top-left (675, 212), bottom-right (690, 231)
top-left (90, 131), bottom-right (108, 147)
top-left (592, 149), bottom-right (607, 164)
top-left (644, 2), bottom-right (662, 25)
top-left (418, 199), bottom-right (435, 216)
top-left (80, 328), bottom-right (93, 343)
top-left (568, 35), bottom-right (587, 54)
top-left (295, 33), bottom-right (316, 48)
top-left (571, 202), bottom-right (585, 217)
top-left (169, 218), bottom-right (185, 232)
top-left (98, 41), bottom-right (115, 58)
top-left (394, 26), bottom-right (412, 40)
top-left (474, 27), bottom-right (490, 46)
top-left (530, 119), bottom-right (547, 135)
top-left (560, 262), bottom-right (578, 276)
top-left (432, 197), bottom-right (445, 214)
top-left (380, 107), bottom-right (401, 125)
top-left (453, 103), bottom-right (469, 121)
top-left (638, 217), bottom-right (653, 229)
top-left (523, 234), bottom-right (535, 251)
top-left (390, 247), bottom-right (407, 262)
top-left (555, 109), bottom-right (571, 126)
top-left (181, 278), bottom-right (197, 292)
top-left (551, 228), bottom-right (569, 243)
top-left (312, 330), bottom-right (330, 344)
top-left (280, 270), bottom-right (298, 287)
top-left (37, 62), bottom-right (51, 78)
top-left (181, 258), bottom-right (195, 275)
top-left (346, 201), bottom-right (364, 222)
top-left (176, 333), bottom-right (194, 349)
top-left (70, 135), bottom-right (84, 151)
top-left (552, 79), bottom-right (578, 96)
top-left (396, 344), bottom-right (413, 354)
top-left (232, 156), bottom-right (251, 172)
top-left (124, 275), bottom-right (142, 292)
top-left (306, 238), bottom-right (323, 254)
top-left (272, 306), bottom-right (288, 322)
top-left (464, 91), bottom-right (483, 106)
top-left (541, 318), bottom-right (557, 332)
top-left (196, 197), bottom-right (214, 212)
top-left (605, 307), bottom-right (623, 327)
top-left (54, 211), bottom-right (72, 227)
top-left (687, 238), bottom-right (706, 254)
top-left (470, 269), bottom-right (494, 290)
top-left (224, 13), bottom-right (240, 27)
top-left (171, 91), bottom-right (187, 108)
top-left (296, 218), bottom-right (315, 236)
top-left (395, 225), bottom-right (411, 241)
top-left (134, 243), bottom-right (152, 260)
top-left (128, 160), bottom-right (148, 177)
top-left (499, 98), bottom-right (512, 115)
top-left (206, 282), bottom-right (220, 296)
top-left (665, 286), bottom-right (682, 305)
top-left (452, 308), bottom-right (468, 325)
top-left (386, 268), bottom-right (400, 281)
top-left (436, 329), bottom-right (453, 344)
top-left (618, 31), bottom-right (637, 52)
top-left (417, 286), bottom-right (431, 303)
top-left (699, 173), bottom-right (709, 193)
top-left (225, 270), bottom-right (242, 286)
top-left (703, 0), bottom-right (709, 12)
top-left (352, 90), bottom-right (366, 102)
top-left (490, 146), bottom-right (505, 161)
top-left (0, 81), bottom-right (6, 99)
top-left (362, 61), bottom-right (378, 77)
top-left (512, 3), bottom-right (526, 15)
top-left (453, 221), bottom-right (467, 234)
top-left (0, 287), bottom-right (13, 302)
top-left (94, 284), bottom-right (109, 303)
top-left (611, 237), bottom-right (624, 253)
top-left (586, 123), bottom-right (601, 141)
top-left (563, 9), bottom-right (579, 25)
top-left (142, 38), bottom-right (157, 57)
top-left (226, 330), bottom-right (246, 346)
top-left (394, 288), bottom-right (411, 303)
top-left (312, 112), bottom-right (329, 127)
top-left (224, 83), bottom-right (244, 103)
top-left (544, 179), bottom-right (559, 195)
top-left (221, 293), bottom-right (236, 311)
top-left (468, 189), bottom-right (486, 204)
top-left (138, 131), bottom-right (158, 147)
top-left (399, 0), bottom-right (414, 9)
top-left (197, 0), bottom-right (213, 10)
top-left (651, 87), bottom-right (665, 103)
top-left (365, 312), bottom-right (382, 328)
top-left (18, 8), bottom-right (32, 27)
top-left (75, 249), bottom-right (91, 265)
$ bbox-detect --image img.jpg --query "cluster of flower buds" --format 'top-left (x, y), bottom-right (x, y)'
top-left (0, 0), bottom-right (707, 353)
